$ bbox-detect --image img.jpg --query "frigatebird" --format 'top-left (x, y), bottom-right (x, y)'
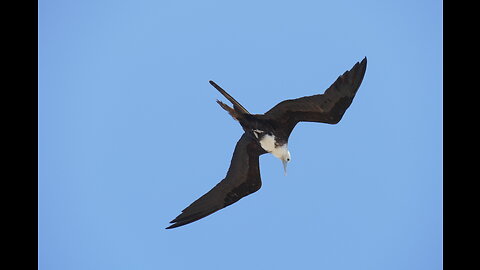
top-left (166, 57), bottom-right (367, 229)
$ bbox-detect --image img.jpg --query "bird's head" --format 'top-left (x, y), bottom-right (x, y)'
top-left (281, 150), bottom-right (291, 176)
top-left (264, 138), bottom-right (291, 176)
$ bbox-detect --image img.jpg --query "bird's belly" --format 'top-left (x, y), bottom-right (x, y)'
top-left (259, 134), bottom-right (276, 153)
top-left (259, 134), bottom-right (288, 160)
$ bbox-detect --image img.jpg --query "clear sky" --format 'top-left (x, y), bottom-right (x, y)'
top-left (38, 0), bottom-right (442, 269)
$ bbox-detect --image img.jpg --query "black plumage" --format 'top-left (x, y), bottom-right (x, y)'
top-left (166, 57), bottom-right (367, 229)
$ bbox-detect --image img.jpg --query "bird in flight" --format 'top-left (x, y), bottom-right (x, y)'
top-left (166, 57), bottom-right (367, 229)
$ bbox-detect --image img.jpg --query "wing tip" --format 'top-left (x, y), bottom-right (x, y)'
top-left (165, 224), bottom-right (179, 229)
top-left (356, 56), bottom-right (367, 69)
top-left (362, 56), bottom-right (367, 66)
top-left (165, 218), bottom-right (188, 229)
top-left (359, 57), bottom-right (367, 71)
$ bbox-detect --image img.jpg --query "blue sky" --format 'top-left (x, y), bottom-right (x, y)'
top-left (38, 0), bottom-right (442, 269)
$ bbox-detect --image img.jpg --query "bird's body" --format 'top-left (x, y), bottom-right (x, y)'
top-left (257, 133), bottom-right (288, 160)
top-left (166, 57), bottom-right (367, 229)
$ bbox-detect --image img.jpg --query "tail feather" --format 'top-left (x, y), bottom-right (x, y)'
top-left (216, 100), bottom-right (240, 121)
top-left (209, 80), bottom-right (250, 114)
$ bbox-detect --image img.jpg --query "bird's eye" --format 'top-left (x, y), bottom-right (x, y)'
top-left (287, 158), bottom-right (290, 161)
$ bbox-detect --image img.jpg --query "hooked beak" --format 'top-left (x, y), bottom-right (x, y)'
top-left (282, 159), bottom-right (288, 176)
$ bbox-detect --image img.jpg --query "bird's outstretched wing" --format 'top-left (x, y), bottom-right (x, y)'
top-left (264, 57), bottom-right (367, 137)
top-left (166, 133), bottom-right (266, 229)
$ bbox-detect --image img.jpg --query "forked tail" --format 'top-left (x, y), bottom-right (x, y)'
top-left (216, 100), bottom-right (241, 121)
top-left (209, 80), bottom-right (250, 115)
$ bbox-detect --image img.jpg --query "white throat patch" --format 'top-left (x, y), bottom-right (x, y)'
top-left (259, 133), bottom-right (276, 152)
top-left (259, 134), bottom-right (289, 160)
